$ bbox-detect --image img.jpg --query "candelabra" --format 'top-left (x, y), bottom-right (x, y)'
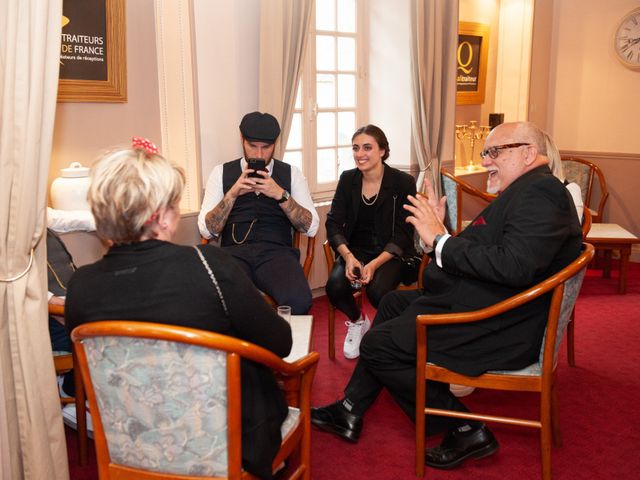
top-left (455, 121), bottom-right (490, 171)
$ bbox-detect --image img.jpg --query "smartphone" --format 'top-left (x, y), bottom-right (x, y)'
top-left (247, 158), bottom-right (267, 178)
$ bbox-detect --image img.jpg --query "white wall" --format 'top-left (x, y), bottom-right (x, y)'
top-left (548, 0), bottom-right (640, 154)
top-left (193, 0), bottom-right (261, 188)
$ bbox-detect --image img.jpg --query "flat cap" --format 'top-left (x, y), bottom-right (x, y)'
top-left (239, 111), bottom-right (281, 144)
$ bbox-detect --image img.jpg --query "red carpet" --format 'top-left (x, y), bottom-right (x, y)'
top-left (67, 262), bottom-right (640, 479)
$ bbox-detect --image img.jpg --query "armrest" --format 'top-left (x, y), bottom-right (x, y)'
top-left (48, 303), bottom-right (65, 316)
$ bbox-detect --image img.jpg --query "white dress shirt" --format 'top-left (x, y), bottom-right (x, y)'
top-left (198, 158), bottom-right (319, 239)
top-left (419, 232), bottom-right (452, 268)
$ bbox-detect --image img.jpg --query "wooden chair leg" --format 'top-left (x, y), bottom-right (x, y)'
top-left (328, 305), bottom-right (336, 360)
top-left (550, 384), bottom-right (562, 448)
top-left (540, 401), bottom-right (553, 480)
top-left (74, 349), bottom-right (88, 466)
top-left (567, 310), bottom-right (576, 367)
top-left (415, 382), bottom-right (426, 477)
top-left (603, 250), bottom-right (613, 278)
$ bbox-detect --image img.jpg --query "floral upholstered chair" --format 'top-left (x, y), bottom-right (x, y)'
top-left (71, 321), bottom-right (318, 480)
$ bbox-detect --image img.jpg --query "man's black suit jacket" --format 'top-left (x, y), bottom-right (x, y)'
top-left (391, 166), bottom-right (582, 376)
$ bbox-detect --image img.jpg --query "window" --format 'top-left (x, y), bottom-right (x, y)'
top-left (284, 0), bottom-right (367, 199)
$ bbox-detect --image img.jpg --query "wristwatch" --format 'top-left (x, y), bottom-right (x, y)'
top-left (277, 189), bottom-right (291, 204)
top-left (432, 233), bottom-right (445, 249)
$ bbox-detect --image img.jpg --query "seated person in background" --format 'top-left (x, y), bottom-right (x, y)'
top-left (198, 112), bottom-right (319, 314)
top-left (543, 131), bottom-right (584, 222)
top-left (310, 122), bottom-right (582, 471)
top-left (325, 125), bottom-right (418, 359)
top-left (65, 138), bottom-right (292, 479)
top-left (46, 228), bottom-right (76, 397)
top-left (47, 210), bottom-right (96, 428)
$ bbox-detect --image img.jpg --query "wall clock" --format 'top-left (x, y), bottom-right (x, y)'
top-left (614, 7), bottom-right (640, 69)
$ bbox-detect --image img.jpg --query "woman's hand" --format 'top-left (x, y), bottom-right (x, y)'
top-left (360, 261), bottom-right (378, 285)
top-left (344, 254), bottom-right (362, 282)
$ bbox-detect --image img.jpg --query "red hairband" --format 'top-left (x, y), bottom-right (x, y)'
top-left (132, 136), bottom-right (159, 156)
top-left (144, 212), bottom-right (158, 226)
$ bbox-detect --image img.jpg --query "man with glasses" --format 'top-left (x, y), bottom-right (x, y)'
top-left (310, 122), bottom-right (582, 471)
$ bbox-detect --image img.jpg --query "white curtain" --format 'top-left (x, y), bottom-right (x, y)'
top-left (0, 1), bottom-right (69, 478)
top-left (410, 0), bottom-right (458, 195)
top-left (258, 0), bottom-right (314, 159)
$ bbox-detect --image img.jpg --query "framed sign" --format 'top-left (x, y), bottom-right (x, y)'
top-left (57, 0), bottom-right (127, 103)
top-left (456, 22), bottom-right (489, 106)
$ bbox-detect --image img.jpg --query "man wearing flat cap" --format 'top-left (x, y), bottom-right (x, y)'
top-left (198, 111), bottom-right (319, 313)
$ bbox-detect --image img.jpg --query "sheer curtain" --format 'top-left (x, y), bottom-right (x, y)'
top-left (410, 0), bottom-right (458, 195)
top-left (0, 1), bottom-right (69, 478)
top-left (258, 0), bottom-right (314, 159)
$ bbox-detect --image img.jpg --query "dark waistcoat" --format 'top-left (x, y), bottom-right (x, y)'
top-left (221, 159), bottom-right (292, 247)
top-left (47, 229), bottom-right (76, 296)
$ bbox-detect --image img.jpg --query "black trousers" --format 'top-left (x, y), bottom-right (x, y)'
top-left (325, 253), bottom-right (406, 321)
top-left (343, 289), bottom-right (475, 435)
top-left (223, 242), bottom-right (312, 314)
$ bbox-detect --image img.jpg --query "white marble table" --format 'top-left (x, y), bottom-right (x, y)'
top-left (586, 223), bottom-right (640, 294)
top-left (283, 315), bottom-right (314, 363)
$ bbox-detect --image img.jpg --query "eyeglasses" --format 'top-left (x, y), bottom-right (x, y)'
top-left (480, 143), bottom-right (530, 159)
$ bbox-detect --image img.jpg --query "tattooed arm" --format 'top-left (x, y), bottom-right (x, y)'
top-left (204, 194), bottom-right (235, 236)
top-left (253, 167), bottom-right (318, 234)
top-left (198, 165), bottom-right (257, 238)
top-left (279, 196), bottom-right (312, 232)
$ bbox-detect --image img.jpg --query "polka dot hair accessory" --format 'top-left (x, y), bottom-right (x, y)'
top-left (131, 136), bottom-right (159, 156)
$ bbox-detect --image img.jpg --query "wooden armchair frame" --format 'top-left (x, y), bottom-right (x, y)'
top-left (49, 303), bottom-right (88, 466)
top-left (415, 243), bottom-right (594, 479)
top-left (561, 156), bottom-right (609, 223)
top-left (71, 321), bottom-right (319, 480)
top-left (567, 208), bottom-right (592, 366)
top-left (440, 168), bottom-right (496, 235)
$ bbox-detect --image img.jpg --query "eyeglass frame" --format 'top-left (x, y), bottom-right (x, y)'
top-left (480, 143), bottom-right (531, 160)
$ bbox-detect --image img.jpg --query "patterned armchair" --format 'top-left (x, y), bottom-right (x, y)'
top-left (415, 243), bottom-right (594, 480)
top-left (440, 168), bottom-right (496, 235)
top-left (561, 156), bottom-right (609, 223)
top-left (71, 321), bottom-right (319, 479)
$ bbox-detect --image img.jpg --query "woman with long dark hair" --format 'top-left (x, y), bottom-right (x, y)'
top-left (325, 125), bottom-right (417, 359)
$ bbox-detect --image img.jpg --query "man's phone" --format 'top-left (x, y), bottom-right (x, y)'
top-left (247, 158), bottom-right (267, 178)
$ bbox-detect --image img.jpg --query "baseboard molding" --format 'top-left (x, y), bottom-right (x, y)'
top-left (560, 150), bottom-right (640, 162)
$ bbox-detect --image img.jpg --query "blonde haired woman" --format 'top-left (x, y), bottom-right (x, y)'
top-left (544, 132), bottom-right (584, 222)
top-left (65, 138), bottom-right (292, 479)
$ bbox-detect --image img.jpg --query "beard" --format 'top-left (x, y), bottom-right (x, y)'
top-left (486, 171), bottom-right (500, 194)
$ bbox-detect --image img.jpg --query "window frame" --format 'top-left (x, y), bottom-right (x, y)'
top-left (285, 0), bottom-right (369, 202)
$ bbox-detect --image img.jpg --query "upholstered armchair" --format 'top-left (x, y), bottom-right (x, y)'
top-left (71, 321), bottom-right (319, 479)
top-left (415, 243), bottom-right (594, 480)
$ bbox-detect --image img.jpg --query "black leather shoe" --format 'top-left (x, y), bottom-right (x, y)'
top-left (425, 424), bottom-right (498, 470)
top-left (311, 401), bottom-right (363, 443)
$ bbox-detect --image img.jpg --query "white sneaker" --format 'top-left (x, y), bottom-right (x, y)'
top-left (57, 375), bottom-right (72, 399)
top-left (343, 315), bottom-right (371, 359)
top-left (62, 403), bottom-right (94, 439)
top-left (449, 384), bottom-right (476, 397)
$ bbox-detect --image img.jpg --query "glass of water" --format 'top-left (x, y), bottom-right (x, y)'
top-left (277, 305), bottom-right (291, 324)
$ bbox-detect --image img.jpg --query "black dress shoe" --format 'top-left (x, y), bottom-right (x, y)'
top-left (311, 401), bottom-right (363, 443)
top-left (425, 424), bottom-right (499, 470)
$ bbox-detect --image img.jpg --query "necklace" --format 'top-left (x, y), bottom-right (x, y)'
top-left (361, 192), bottom-right (378, 206)
top-left (231, 219), bottom-right (257, 244)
